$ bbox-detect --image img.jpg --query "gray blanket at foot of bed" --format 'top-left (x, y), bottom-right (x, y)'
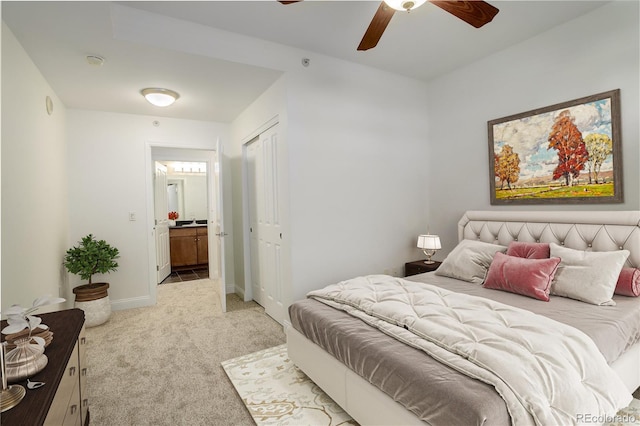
top-left (289, 298), bottom-right (512, 425)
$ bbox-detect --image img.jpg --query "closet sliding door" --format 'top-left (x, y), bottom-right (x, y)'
top-left (246, 124), bottom-right (285, 323)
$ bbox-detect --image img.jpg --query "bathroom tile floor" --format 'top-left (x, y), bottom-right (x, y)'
top-left (161, 267), bottom-right (209, 284)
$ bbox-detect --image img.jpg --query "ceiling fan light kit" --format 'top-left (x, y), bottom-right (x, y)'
top-left (140, 88), bottom-right (180, 107)
top-left (383, 0), bottom-right (426, 12)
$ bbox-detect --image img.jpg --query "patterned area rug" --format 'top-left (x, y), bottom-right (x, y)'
top-left (609, 399), bottom-right (640, 426)
top-left (222, 344), bottom-right (356, 426)
top-left (223, 344), bottom-right (640, 426)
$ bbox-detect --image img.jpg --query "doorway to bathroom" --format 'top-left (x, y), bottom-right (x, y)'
top-left (147, 144), bottom-right (227, 313)
top-left (160, 160), bottom-right (210, 284)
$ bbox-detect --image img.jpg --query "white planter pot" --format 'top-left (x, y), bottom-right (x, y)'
top-left (75, 296), bottom-right (111, 327)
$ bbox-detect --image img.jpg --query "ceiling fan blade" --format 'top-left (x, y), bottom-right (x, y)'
top-left (429, 1), bottom-right (499, 28)
top-left (278, 1), bottom-right (302, 4)
top-left (358, 2), bottom-right (395, 51)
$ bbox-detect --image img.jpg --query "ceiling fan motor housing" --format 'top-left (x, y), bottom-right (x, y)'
top-left (402, 1), bottom-right (415, 10)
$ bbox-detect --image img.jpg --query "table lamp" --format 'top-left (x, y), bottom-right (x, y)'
top-left (417, 234), bottom-right (441, 264)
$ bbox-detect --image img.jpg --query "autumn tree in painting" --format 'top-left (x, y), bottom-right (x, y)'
top-left (547, 110), bottom-right (588, 186)
top-left (495, 144), bottom-right (520, 190)
top-left (584, 133), bottom-right (613, 184)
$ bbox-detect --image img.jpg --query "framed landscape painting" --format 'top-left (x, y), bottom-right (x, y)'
top-left (488, 89), bottom-right (622, 205)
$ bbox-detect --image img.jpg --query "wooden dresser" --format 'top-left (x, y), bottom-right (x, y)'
top-left (1, 308), bottom-right (88, 426)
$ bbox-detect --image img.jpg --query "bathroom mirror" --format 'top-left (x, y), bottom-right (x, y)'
top-left (164, 162), bottom-right (208, 222)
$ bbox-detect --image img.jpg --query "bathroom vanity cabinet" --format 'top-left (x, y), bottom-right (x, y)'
top-left (169, 226), bottom-right (208, 269)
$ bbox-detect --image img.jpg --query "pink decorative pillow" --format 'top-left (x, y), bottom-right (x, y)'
top-left (615, 268), bottom-right (640, 297)
top-left (506, 242), bottom-right (550, 259)
top-left (483, 252), bottom-right (561, 301)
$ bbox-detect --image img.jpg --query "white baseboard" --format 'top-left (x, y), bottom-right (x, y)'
top-left (110, 295), bottom-right (153, 311)
top-left (234, 284), bottom-right (245, 299)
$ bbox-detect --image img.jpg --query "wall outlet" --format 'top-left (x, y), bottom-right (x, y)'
top-left (129, 211), bottom-right (136, 221)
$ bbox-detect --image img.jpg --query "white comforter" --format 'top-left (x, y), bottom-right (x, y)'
top-left (308, 275), bottom-right (632, 426)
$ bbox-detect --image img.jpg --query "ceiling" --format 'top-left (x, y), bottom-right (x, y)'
top-left (2, 1), bottom-right (608, 123)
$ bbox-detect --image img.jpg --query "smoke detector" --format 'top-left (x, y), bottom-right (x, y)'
top-left (85, 55), bottom-right (105, 66)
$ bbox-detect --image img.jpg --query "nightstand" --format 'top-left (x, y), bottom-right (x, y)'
top-left (404, 260), bottom-right (442, 277)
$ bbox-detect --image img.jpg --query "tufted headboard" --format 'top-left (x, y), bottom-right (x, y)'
top-left (458, 211), bottom-right (640, 268)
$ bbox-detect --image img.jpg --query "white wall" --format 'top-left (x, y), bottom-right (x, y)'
top-left (1, 23), bottom-right (70, 312)
top-left (425, 2), bottom-right (640, 254)
top-left (286, 61), bottom-right (431, 301)
top-left (67, 110), bottom-right (231, 309)
top-left (232, 57), bottom-right (432, 304)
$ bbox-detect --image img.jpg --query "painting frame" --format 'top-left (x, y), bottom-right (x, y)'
top-left (488, 89), bottom-right (622, 205)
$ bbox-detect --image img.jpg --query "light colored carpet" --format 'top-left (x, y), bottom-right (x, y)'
top-left (84, 279), bottom-right (285, 425)
top-left (222, 344), bottom-right (356, 426)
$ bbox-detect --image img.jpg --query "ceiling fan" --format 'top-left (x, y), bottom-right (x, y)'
top-left (278, 1), bottom-right (499, 51)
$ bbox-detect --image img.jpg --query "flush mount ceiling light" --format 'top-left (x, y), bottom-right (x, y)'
top-left (140, 88), bottom-right (180, 107)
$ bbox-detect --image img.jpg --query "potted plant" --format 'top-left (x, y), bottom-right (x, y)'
top-left (64, 234), bottom-right (119, 327)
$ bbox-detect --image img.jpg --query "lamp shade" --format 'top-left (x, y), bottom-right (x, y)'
top-left (141, 88), bottom-right (180, 107)
top-left (417, 234), bottom-right (441, 250)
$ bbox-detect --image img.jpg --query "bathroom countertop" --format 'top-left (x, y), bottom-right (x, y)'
top-left (169, 224), bottom-right (207, 229)
top-left (170, 220), bottom-right (208, 228)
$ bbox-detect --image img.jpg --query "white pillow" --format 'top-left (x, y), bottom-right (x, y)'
top-left (549, 243), bottom-right (630, 306)
top-left (435, 239), bottom-right (507, 283)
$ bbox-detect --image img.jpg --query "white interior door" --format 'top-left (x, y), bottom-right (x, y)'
top-left (246, 138), bottom-right (262, 305)
top-left (154, 162), bottom-right (171, 283)
top-left (211, 140), bottom-right (227, 313)
top-left (246, 125), bottom-right (285, 323)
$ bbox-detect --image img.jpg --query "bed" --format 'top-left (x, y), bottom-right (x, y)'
top-left (285, 210), bottom-right (640, 425)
